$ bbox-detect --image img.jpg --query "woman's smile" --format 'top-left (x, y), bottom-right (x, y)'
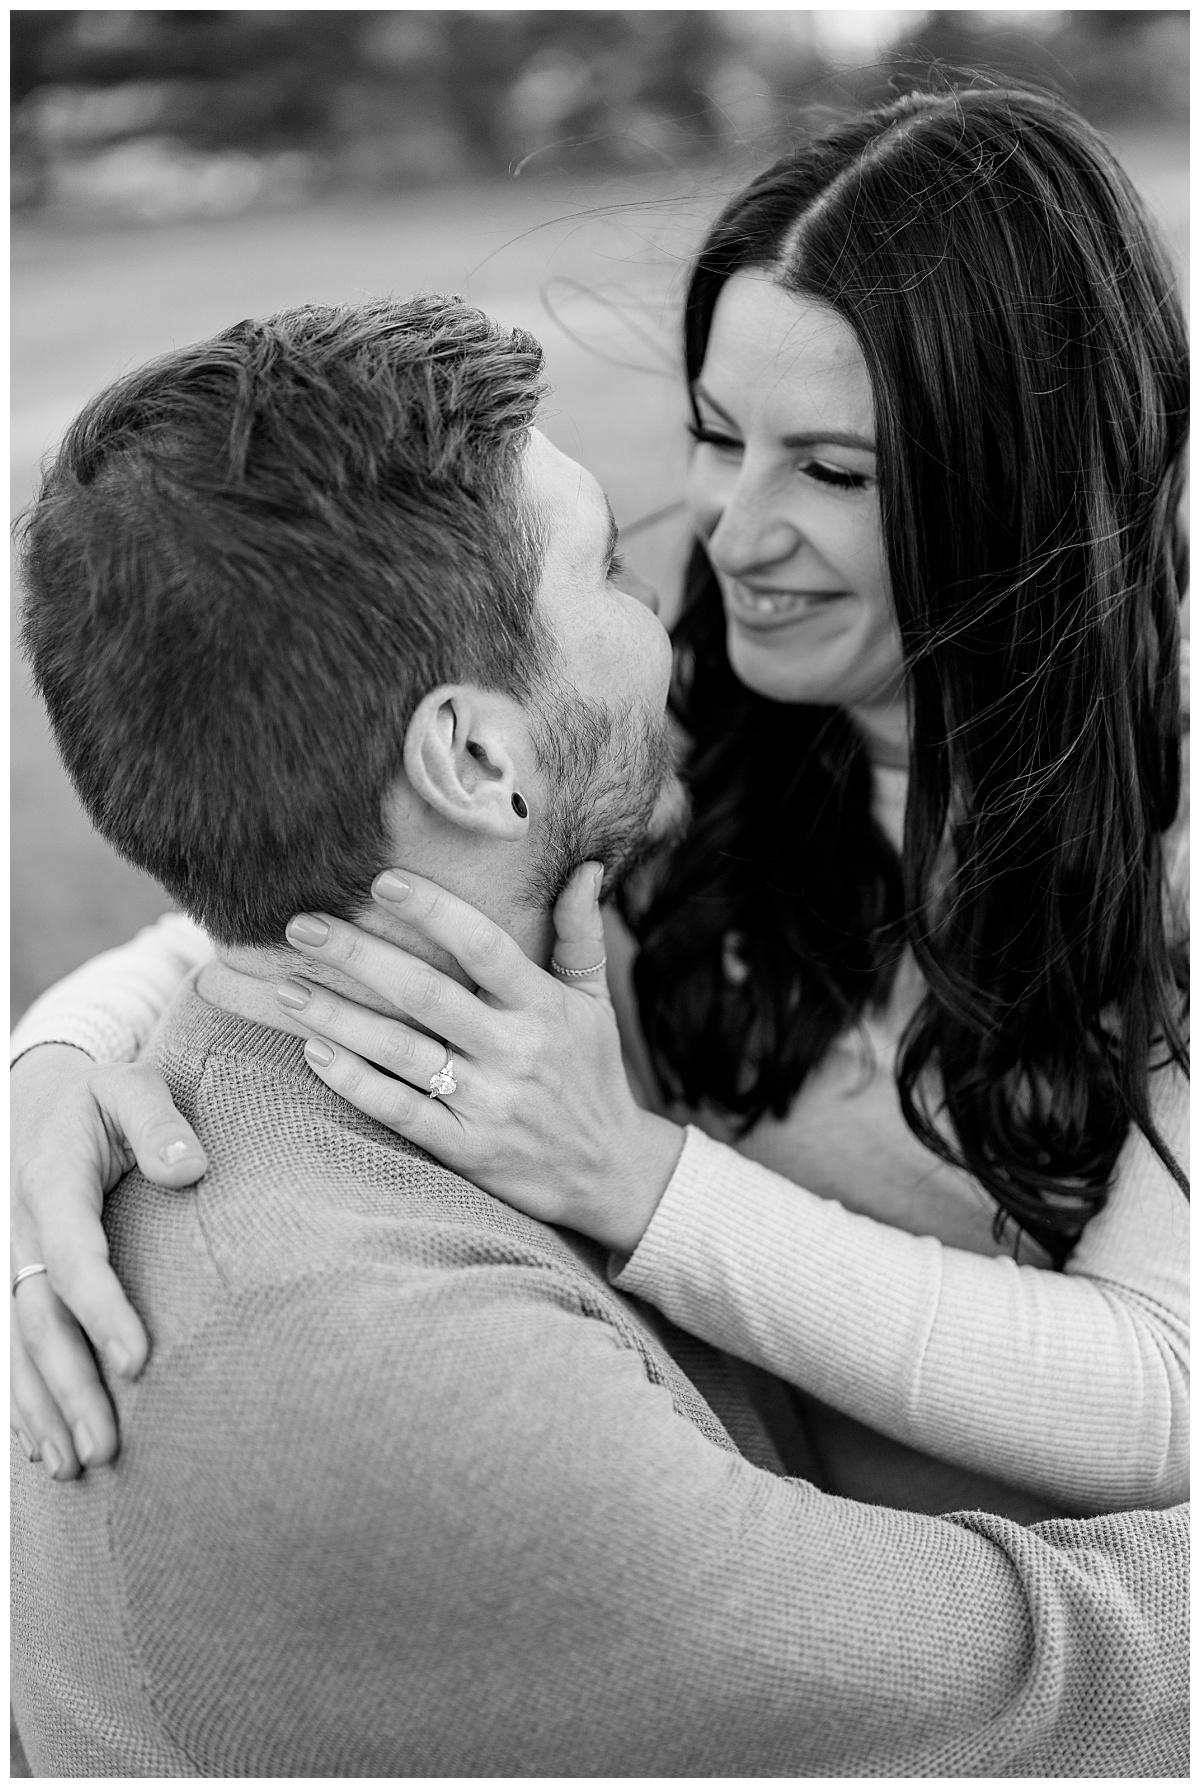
top-left (724, 581), bottom-right (852, 629)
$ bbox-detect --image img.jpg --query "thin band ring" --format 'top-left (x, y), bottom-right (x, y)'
top-left (11, 1264), bottom-right (49, 1298)
top-left (428, 1049), bottom-right (458, 1101)
top-left (550, 956), bottom-right (608, 981)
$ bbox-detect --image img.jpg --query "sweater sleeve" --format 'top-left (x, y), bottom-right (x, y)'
top-left (613, 1064), bottom-right (1189, 1514)
top-left (121, 1270), bottom-right (1188, 1777)
top-left (10, 914), bottom-right (213, 1067)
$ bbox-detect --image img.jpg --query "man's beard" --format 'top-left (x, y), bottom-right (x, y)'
top-left (522, 683), bottom-right (688, 910)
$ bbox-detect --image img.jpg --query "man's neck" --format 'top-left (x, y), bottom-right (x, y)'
top-left (198, 887), bottom-right (554, 1043)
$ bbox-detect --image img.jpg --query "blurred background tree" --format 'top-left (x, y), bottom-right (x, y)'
top-left (11, 9), bottom-right (1189, 221)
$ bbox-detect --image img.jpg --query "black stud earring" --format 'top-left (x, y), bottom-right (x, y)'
top-left (511, 793), bottom-right (528, 819)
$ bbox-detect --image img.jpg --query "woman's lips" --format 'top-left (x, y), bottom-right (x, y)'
top-left (725, 583), bottom-right (849, 631)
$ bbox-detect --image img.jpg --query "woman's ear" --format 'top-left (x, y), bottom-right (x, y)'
top-left (403, 686), bottom-right (530, 841)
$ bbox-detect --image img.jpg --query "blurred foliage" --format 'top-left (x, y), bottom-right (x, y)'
top-left (11, 9), bottom-right (1189, 221)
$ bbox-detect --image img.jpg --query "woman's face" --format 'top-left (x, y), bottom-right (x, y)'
top-left (684, 272), bottom-right (906, 728)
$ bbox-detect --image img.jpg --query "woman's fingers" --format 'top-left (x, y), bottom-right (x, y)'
top-left (21, 1068), bottom-right (181, 1383)
top-left (276, 979), bottom-right (449, 1088)
top-left (11, 1196), bottom-right (122, 1471)
top-left (300, 1037), bottom-right (470, 1162)
top-left (284, 910), bottom-right (514, 1045)
top-left (57, 1062), bottom-right (205, 1376)
top-left (550, 862), bottom-right (612, 1002)
top-left (11, 1330), bottom-right (72, 1476)
top-left (32, 1183), bottom-right (148, 1384)
top-left (91, 1061), bottom-right (208, 1190)
top-left (10, 1275), bottom-right (118, 1476)
top-left (9, 1050), bottom-right (204, 1476)
top-left (369, 870), bottom-right (545, 1004)
top-left (11, 1052), bottom-right (202, 1385)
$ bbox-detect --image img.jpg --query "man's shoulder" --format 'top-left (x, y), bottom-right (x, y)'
top-left (111, 1037), bottom-right (620, 1361)
top-left (139, 985), bottom-right (594, 1275)
top-left (160, 1024), bottom-right (622, 1294)
top-left (118, 984), bottom-right (766, 1466)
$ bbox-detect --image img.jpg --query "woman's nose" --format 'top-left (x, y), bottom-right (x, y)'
top-left (706, 475), bottom-right (799, 577)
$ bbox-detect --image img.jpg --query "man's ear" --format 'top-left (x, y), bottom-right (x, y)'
top-left (403, 685), bottom-right (531, 841)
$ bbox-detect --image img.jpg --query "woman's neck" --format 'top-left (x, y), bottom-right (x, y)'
top-left (848, 693), bottom-right (910, 771)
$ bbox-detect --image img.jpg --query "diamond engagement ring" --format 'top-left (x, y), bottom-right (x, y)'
top-left (550, 956), bottom-right (608, 980)
top-left (428, 1050), bottom-right (458, 1100)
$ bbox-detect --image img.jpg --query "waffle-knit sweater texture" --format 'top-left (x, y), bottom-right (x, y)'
top-left (10, 987), bottom-right (1189, 1776)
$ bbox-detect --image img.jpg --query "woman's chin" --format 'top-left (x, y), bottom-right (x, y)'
top-left (724, 622), bottom-right (905, 714)
top-left (726, 635), bottom-right (845, 706)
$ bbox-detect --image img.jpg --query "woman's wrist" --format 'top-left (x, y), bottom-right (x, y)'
top-left (595, 1111), bottom-right (686, 1256)
top-left (11, 1039), bottom-right (97, 1080)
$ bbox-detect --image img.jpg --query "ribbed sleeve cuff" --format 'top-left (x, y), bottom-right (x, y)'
top-left (611, 1124), bottom-right (756, 1303)
top-left (10, 1010), bottom-right (137, 1068)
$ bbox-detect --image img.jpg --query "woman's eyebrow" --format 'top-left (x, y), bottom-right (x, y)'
top-left (782, 429), bottom-right (876, 453)
top-left (691, 381), bottom-right (875, 453)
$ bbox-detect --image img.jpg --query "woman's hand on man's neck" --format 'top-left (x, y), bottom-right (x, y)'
top-left (198, 880), bottom-right (555, 1043)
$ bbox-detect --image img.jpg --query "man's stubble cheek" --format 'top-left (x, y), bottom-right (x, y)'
top-left (523, 699), bottom-right (676, 909)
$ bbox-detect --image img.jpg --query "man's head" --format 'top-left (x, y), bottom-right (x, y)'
top-left (20, 297), bottom-right (676, 950)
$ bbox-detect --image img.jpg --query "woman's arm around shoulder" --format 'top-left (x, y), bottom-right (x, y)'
top-left (11, 912), bottom-right (213, 1067)
top-left (11, 913), bottom-right (212, 1475)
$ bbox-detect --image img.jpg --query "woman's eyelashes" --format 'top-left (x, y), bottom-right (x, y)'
top-left (686, 422), bottom-right (870, 491)
top-left (686, 421), bottom-right (742, 454)
top-left (803, 461), bottom-right (871, 491)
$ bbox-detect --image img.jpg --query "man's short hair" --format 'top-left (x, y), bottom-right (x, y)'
top-left (20, 296), bottom-right (549, 945)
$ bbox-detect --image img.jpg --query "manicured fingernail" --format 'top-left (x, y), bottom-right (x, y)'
top-left (73, 1421), bottom-right (95, 1466)
top-left (286, 914), bottom-right (330, 947)
top-left (373, 871), bottom-right (411, 904)
top-left (305, 1037), bottom-right (336, 1068)
top-left (106, 1340), bottom-right (133, 1377)
top-left (42, 1442), bottom-right (63, 1479)
top-left (160, 1139), bottom-right (192, 1166)
top-left (17, 1430), bottom-right (38, 1462)
top-left (592, 864), bottom-right (604, 897)
top-left (276, 979), bottom-right (312, 1012)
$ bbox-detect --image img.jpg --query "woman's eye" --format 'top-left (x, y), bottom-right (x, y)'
top-left (803, 460), bottom-right (870, 491)
top-left (607, 548), bottom-right (627, 579)
top-left (686, 422), bottom-right (743, 454)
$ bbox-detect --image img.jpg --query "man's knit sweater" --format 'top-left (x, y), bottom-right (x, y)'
top-left (11, 987), bottom-right (1188, 1776)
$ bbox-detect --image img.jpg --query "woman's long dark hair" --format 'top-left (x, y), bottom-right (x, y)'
top-left (630, 87), bottom-right (1189, 1265)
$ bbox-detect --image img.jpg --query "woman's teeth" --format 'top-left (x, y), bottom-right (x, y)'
top-left (736, 588), bottom-right (834, 617)
top-left (744, 590), bottom-right (803, 614)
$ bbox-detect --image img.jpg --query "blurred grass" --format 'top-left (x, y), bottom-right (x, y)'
top-left (10, 132), bottom-right (1188, 1022)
